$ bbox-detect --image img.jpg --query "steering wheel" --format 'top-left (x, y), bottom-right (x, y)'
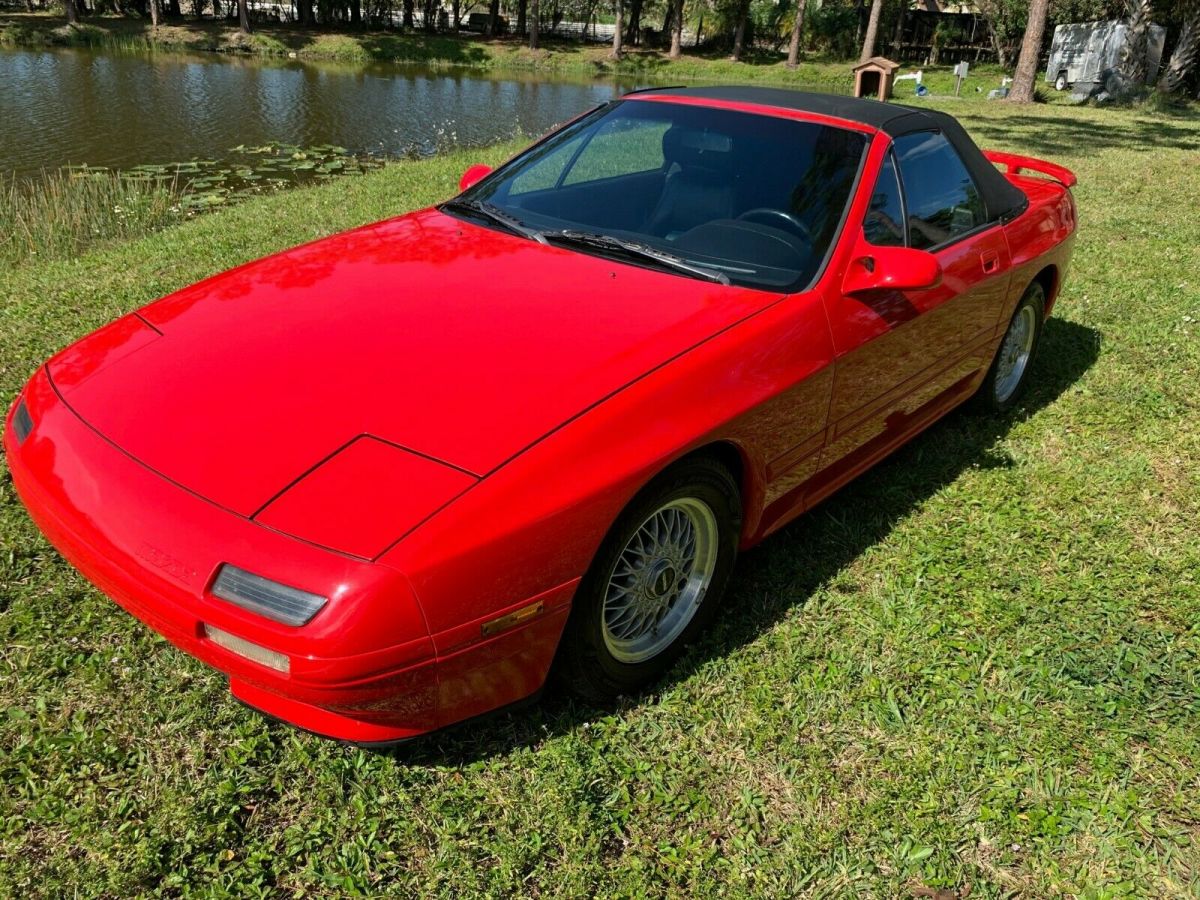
top-left (736, 208), bottom-right (812, 243)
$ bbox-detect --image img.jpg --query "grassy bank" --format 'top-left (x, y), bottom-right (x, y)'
top-left (0, 11), bottom-right (1004, 91)
top-left (2, 102), bottom-right (1200, 895)
top-left (0, 146), bottom-right (386, 267)
top-left (1, 169), bottom-right (183, 266)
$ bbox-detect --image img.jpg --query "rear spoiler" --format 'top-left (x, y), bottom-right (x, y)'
top-left (983, 151), bottom-right (1077, 189)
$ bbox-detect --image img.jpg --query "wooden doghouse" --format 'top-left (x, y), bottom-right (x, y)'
top-left (853, 57), bottom-right (901, 101)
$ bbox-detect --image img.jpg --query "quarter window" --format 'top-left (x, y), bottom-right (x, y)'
top-left (893, 131), bottom-right (986, 250)
top-left (862, 152), bottom-right (905, 247)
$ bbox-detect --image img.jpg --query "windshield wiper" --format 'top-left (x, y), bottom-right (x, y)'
top-left (441, 198), bottom-right (546, 244)
top-left (544, 230), bottom-right (730, 285)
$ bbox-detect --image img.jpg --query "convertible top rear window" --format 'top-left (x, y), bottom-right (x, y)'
top-left (459, 100), bottom-right (868, 291)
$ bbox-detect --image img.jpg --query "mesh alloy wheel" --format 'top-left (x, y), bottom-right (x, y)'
top-left (558, 456), bottom-right (740, 702)
top-left (600, 497), bottom-right (720, 664)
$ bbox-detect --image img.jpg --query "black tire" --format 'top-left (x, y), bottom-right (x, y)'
top-left (558, 456), bottom-right (741, 703)
top-left (974, 280), bottom-right (1046, 413)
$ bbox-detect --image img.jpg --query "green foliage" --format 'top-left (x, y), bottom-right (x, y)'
top-left (805, 2), bottom-right (858, 57)
top-left (1049, 0), bottom-right (1126, 25)
top-left (0, 169), bottom-right (182, 267)
top-left (2, 102), bottom-right (1200, 895)
top-left (0, 146), bottom-right (384, 267)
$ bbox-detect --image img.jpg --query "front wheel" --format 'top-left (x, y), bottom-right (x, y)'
top-left (975, 281), bottom-right (1045, 413)
top-left (558, 456), bottom-right (741, 702)
top-left (1055, 72), bottom-right (1069, 91)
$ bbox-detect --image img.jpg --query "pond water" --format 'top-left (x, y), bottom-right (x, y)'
top-left (0, 46), bottom-right (650, 178)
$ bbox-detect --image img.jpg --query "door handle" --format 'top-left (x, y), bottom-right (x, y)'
top-left (981, 251), bottom-right (1000, 274)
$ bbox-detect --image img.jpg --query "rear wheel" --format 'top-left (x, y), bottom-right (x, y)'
top-left (558, 456), bottom-right (740, 702)
top-left (975, 281), bottom-right (1045, 413)
top-left (1055, 71), bottom-right (1069, 91)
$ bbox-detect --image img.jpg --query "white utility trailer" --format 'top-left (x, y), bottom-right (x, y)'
top-left (1046, 20), bottom-right (1166, 93)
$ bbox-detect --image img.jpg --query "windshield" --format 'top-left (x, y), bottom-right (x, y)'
top-left (454, 99), bottom-right (868, 290)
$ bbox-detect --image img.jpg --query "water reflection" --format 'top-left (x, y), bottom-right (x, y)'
top-left (0, 46), bottom-right (641, 177)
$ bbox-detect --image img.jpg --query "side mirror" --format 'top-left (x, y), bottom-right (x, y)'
top-left (458, 164), bottom-right (493, 192)
top-left (842, 244), bottom-right (941, 297)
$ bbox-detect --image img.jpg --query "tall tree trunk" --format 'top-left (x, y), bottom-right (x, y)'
top-left (889, 0), bottom-right (904, 55)
top-left (730, 0), bottom-right (747, 60)
top-left (669, 0), bottom-right (682, 58)
top-left (238, 0), bottom-right (250, 31)
top-left (405, 0), bottom-right (415, 29)
top-left (1007, 0), bottom-right (1048, 102)
top-left (785, 0), bottom-right (805, 68)
top-left (64, 0), bottom-right (79, 23)
top-left (529, 0), bottom-right (538, 46)
top-left (350, 0), bottom-right (361, 24)
top-left (148, 0), bottom-right (159, 26)
top-left (610, 0), bottom-right (623, 58)
top-left (1158, 16), bottom-right (1198, 94)
top-left (517, 0), bottom-right (526, 33)
top-left (296, 0), bottom-right (311, 25)
top-left (168, 0), bottom-right (180, 17)
top-left (452, 0), bottom-right (460, 28)
top-left (486, 0), bottom-right (499, 33)
top-left (987, 20), bottom-right (1007, 69)
top-left (858, 0), bottom-right (883, 63)
top-left (624, 0), bottom-right (641, 44)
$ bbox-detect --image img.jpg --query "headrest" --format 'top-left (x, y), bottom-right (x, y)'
top-left (662, 127), bottom-right (734, 173)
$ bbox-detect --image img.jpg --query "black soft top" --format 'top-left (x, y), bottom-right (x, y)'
top-left (634, 86), bottom-right (1029, 222)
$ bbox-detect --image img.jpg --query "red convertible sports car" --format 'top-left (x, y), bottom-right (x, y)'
top-left (5, 87), bottom-right (1076, 744)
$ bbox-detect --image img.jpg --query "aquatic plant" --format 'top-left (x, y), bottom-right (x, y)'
top-left (0, 168), bottom-right (181, 266)
top-left (1, 144), bottom-right (385, 267)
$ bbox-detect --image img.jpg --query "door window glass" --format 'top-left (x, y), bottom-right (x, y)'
top-left (893, 131), bottom-right (986, 250)
top-left (862, 152), bottom-right (905, 247)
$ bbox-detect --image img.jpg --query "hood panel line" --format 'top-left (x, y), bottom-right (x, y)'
top-left (248, 433), bottom-right (481, 522)
top-left (49, 367), bottom-right (471, 564)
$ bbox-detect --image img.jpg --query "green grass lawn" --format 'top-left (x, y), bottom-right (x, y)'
top-left (2, 100), bottom-right (1199, 896)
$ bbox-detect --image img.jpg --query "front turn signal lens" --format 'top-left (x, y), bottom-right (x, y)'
top-left (204, 624), bottom-right (290, 673)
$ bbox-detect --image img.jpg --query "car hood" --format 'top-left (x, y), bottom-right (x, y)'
top-left (49, 209), bottom-right (781, 518)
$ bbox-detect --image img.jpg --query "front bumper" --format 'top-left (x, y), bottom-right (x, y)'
top-left (4, 367), bottom-right (449, 743)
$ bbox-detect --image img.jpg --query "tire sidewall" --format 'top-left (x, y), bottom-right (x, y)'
top-left (561, 457), bottom-right (741, 700)
top-left (984, 281), bottom-right (1046, 413)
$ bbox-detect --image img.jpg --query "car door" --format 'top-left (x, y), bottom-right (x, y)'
top-left (810, 130), bottom-right (1012, 502)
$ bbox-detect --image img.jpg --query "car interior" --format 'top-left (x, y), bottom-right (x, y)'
top-left (491, 110), bottom-right (867, 289)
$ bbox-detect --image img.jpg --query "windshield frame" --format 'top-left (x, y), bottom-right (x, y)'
top-left (445, 98), bottom-right (871, 295)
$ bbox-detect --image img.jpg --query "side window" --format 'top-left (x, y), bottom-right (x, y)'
top-left (892, 131), bottom-right (986, 250)
top-left (560, 116), bottom-right (670, 186)
top-left (862, 152), bottom-right (905, 247)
